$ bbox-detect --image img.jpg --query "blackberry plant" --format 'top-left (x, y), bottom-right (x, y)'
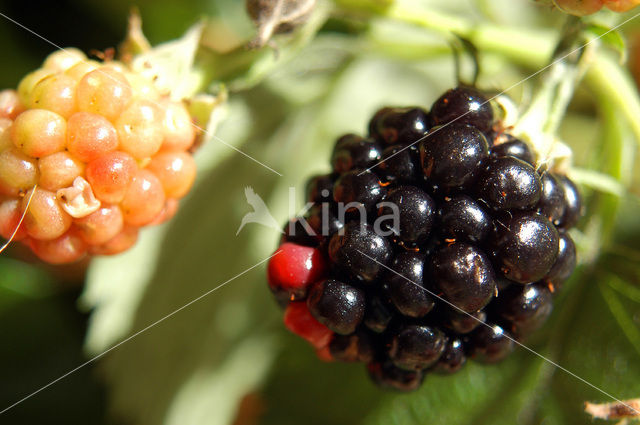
top-left (4, 1), bottom-right (640, 424)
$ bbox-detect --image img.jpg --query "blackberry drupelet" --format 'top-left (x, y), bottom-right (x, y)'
top-left (329, 330), bottom-right (375, 363)
top-left (328, 222), bottom-right (393, 283)
top-left (387, 324), bottom-right (446, 371)
top-left (430, 87), bottom-right (494, 133)
top-left (489, 212), bottom-right (560, 284)
top-left (433, 338), bottom-right (466, 374)
top-left (419, 123), bottom-right (489, 190)
top-left (266, 85), bottom-right (582, 391)
top-left (307, 278), bottom-right (366, 335)
top-left (333, 170), bottom-right (385, 214)
top-left (489, 135), bottom-right (536, 165)
top-left (558, 175), bottom-right (582, 229)
top-left (466, 323), bottom-right (515, 363)
top-left (492, 282), bottom-right (553, 339)
top-left (477, 156), bottom-right (542, 210)
top-left (378, 185), bottom-right (436, 246)
top-left (385, 251), bottom-right (435, 318)
top-left (363, 291), bottom-right (394, 333)
top-left (331, 134), bottom-right (382, 173)
top-left (430, 243), bottom-right (497, 313)
top-left (368, 106), bottom-right (430, 146)
top-left (376, 145), bottom-right (420, 183)
top-left (291, 203), bottom-right (344, 246)
top-left (284, 302), bottom-right (333, 349)
top-left (367, 361), bottom-right (423, 392)
top-left (537, 171), bottom-right (566, 225)
top-left (544, 232), bottom-right (577, 289)
top-left (439, 194), bottom-right (492, 243)
top-left (439, 305), bottom-right (486, 335)
top-left (268, 242), bottom-right (326, 303)
top-left (306, 173), bottom-right (335, 203)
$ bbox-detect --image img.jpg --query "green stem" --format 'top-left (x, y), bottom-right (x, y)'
top-left (544, 66), bottom-right (579, 135)
top-left (470, 25), bottom-right (553, 68)
top-left (509, 21), bottom-right (589, 170)
top-left (513, 59), bottom-right (576, 152)
top-left (569, 167), bottom-right (626, 197)
top-left (384, 1), bottom-right (554, 69)
top-left (585, 54), bottom-right (640, 148)
top-left (384, 2), bottom-right (470, 34)
top-left (580, 93), bottom-right (632, 263)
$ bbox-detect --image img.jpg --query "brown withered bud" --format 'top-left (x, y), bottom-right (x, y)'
top-left (246, 0), bottom-right (316, 49)
top-left (585, 399), bottom-right (640, 421)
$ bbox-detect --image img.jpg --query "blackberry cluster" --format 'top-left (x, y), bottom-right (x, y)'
top-left (0, 49), bottom-right (198, 264)
top-left (267, 86), bottom-right (581, 391)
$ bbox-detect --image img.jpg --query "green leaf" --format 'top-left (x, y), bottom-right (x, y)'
top-left (260, 334), bottom-right (385, 425)
top-left (579, 81), bottom-right (636, 264)
top-left (605, 271), bottom-right (640, 304)
top-left (547, 276), bottom-right (640, 420)
top-left (82, 162), bottom-right (283, 424)
top-left (585, 24), bottom-right (626, 63)
top-left (361, 356), bottom-right (547, 425)
top-left (600, 280), bottom-right (640, 357)
top-left (569, 168), bottom-right (626, 197)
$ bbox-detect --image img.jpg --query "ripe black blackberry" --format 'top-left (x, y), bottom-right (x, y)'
top-left (267, 85), bottom-right (582, 392)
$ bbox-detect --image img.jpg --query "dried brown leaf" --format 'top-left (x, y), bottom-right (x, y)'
top-left (585, 399), bottom-right (640, 420)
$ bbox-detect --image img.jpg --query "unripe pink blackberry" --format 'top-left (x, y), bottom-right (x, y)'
top-left (0, 48), bottom-right (201, 264)
top-left (552, 0), bottom-right (639, 15)
top-left (603, 0), bottom-right (639, 12)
